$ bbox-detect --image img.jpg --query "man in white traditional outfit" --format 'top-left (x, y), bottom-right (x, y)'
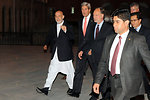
top-left (36, 10), bottom-right (75, 95)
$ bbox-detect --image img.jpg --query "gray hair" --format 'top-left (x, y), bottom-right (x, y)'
top-left (81, 2), bottom-right (91, 9)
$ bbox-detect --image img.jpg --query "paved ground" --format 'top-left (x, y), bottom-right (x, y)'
top-left (0, 45), bottom-right (147, 100)
top-left (0, 45), bottom-right (95, 100)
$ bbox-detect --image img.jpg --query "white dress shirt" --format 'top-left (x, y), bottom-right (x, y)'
top-left (109, 30), bottom-right (129, 74)
top-left (134, 24), bottom-right (141, 32)
top-left (94, 20), bottom-right (104, 39)
top-left (57, 21), bottom-right (64, 37)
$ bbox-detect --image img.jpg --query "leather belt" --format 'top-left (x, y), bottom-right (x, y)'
top-left (111, 74), bottom-right (120, 79)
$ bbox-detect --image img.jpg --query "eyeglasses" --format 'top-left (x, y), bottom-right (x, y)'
top-left (131, 19), bottom-right (138, 22)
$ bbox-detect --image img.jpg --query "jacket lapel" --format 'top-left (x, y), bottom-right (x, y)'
top-left (108, 34), bottom-right (117, 52)
top-left (84, 16), bottom-right (93, 37)
top-left (56, 21), bottom-right (66, 38)
top-left (138, 25), bottom-right (144, 35)
top-left (97, 22), bottom-right (106, 39)
top-left (59, 21), bottom-right (66, 36)
top-left (120, 31), bottom-right (133, 67)
top-left (54, 23), bottom-right (57, 38)
top-left (106, 34), bottom-right (117, 59)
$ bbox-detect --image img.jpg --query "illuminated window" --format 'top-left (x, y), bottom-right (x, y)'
top-left (71, 7), bottom-right (74, 14)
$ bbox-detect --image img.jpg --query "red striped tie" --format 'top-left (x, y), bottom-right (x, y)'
top-left (111, 36), bottom-right (122, 76)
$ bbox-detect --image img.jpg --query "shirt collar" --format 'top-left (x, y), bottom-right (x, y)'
top-left (135, 24), bottom-right (141, 32)
top-left (57, 20), bottom-right (64, 26)
top-left (84, 13), bottom-right (91, 19)
top-left (116, 29), bottom-right (129, 39)
top-left (96, 20), bottom-right (104, 28)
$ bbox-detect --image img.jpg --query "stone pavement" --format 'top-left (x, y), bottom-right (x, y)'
top-left (0, 45), bottom-right (95, 100)
top-left (0, 45), bottom-right (146, 100)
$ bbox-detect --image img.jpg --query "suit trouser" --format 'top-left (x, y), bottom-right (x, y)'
top-left (142, 65), bottom-right (150, 94)
top-left (110, 74), bottom-right (130, 100)
top-left (72, 55), bottom-right (97, 93)
top-left (91, 60), bottom-right (111, 99)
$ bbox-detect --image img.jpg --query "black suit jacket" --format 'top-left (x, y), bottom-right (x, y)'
top-left (139, 25), bottom-right (150, 49)
top-left (130, 25), bottom-right (150, 49)
top-left (95, 31), bottom-right (150, 97)
top-left (78, 16), bottom-right (95, 53)
top-left (87, 22), bottom-right (113, 94)
top-left (44, 21), bottom-right (74, 61)
top-left (89, 22), bottom-right (114, 63)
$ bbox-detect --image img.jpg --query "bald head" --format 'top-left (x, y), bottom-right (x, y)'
top-left (55, 10), bottom-right (63, 15)
top-left (55, 10), bottom-right (64, 24)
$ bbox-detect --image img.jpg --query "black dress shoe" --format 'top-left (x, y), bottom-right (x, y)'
top-left (89, 92), bottom-right (99, 98)
top-left (89, 96), bottom-right (98, 100)
top-left (89, 92), bottom-right (93, 96)
top-left (68, 92), bottom-right (80, 98)
top-left (100, 98), bottom-right (106, 100)
top-left (36, 87), bottom-right (49, 95)
top-left (67, 88), bottom-right (73, 94)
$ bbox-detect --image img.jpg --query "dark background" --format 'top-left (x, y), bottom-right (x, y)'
top-left (0, 0), bottom-right (150, 45)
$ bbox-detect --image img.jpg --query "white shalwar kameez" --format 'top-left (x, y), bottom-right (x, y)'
top-left (44, 22), bottom-right (75, 90)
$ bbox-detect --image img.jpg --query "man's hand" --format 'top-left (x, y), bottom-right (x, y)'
top-left (43, 45), bottom-right (47, 51)
top-left (88, 49), bottom-right (92, 55)
top-left (61, 25), bottom-right (67, 32)
top-left (78, 51), bottom-right (83, 59)
top-left (93, 83), bottom-right (100, 94)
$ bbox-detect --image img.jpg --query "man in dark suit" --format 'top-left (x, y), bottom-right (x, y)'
top-left (130, 3), bottom-right (150, 100)
top-left (68, 2), bottom-right (95, 98)
top-left (36, 10), bottom-right (75, 95)
top-left (93, 9), bottom-right (150, 100)
top-left (88, 7), bottom-right (113, 100)
top-left (130, 2), bottom-right (150, 28)
top-left (130, 12), bottom-right (150, 100)
top-left (130, 12), bottom-right (150, 49)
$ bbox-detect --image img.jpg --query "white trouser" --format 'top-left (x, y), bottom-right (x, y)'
top-left (44, 60), bottom-right (74, 90)
top-left (44, 49), bottom-right (74, 90)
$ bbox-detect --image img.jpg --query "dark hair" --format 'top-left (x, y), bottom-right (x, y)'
top-left (99, 7), bottom-right (105, 14)
top-left (130, 2), bottom-right (139, 8)
top-left (111, 9), bottom-right (130, 21)
top-left (130, 12), bottom-right (142, 20)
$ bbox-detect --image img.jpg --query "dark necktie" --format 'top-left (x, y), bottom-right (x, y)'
top-left (95, 25), bottom-right (99, 39)
top-left (111, 36), bottom-right (122, 76)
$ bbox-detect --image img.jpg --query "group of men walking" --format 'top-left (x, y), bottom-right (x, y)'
top-left (36, 2), bottom-right (150, 100)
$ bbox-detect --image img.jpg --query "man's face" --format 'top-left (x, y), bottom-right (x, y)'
top-left (113, 16), bottom-right (128, 35)
top-left (130, 6), bottom-right (139, 13)
top-left (55, 11), bottom-right (64, 24)
top-left (81, 5), bottom-right (91, 17)
top-left (131, 15), bottom-right (141, 28)
top-left (93, 8), bottom-right (104, 24)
